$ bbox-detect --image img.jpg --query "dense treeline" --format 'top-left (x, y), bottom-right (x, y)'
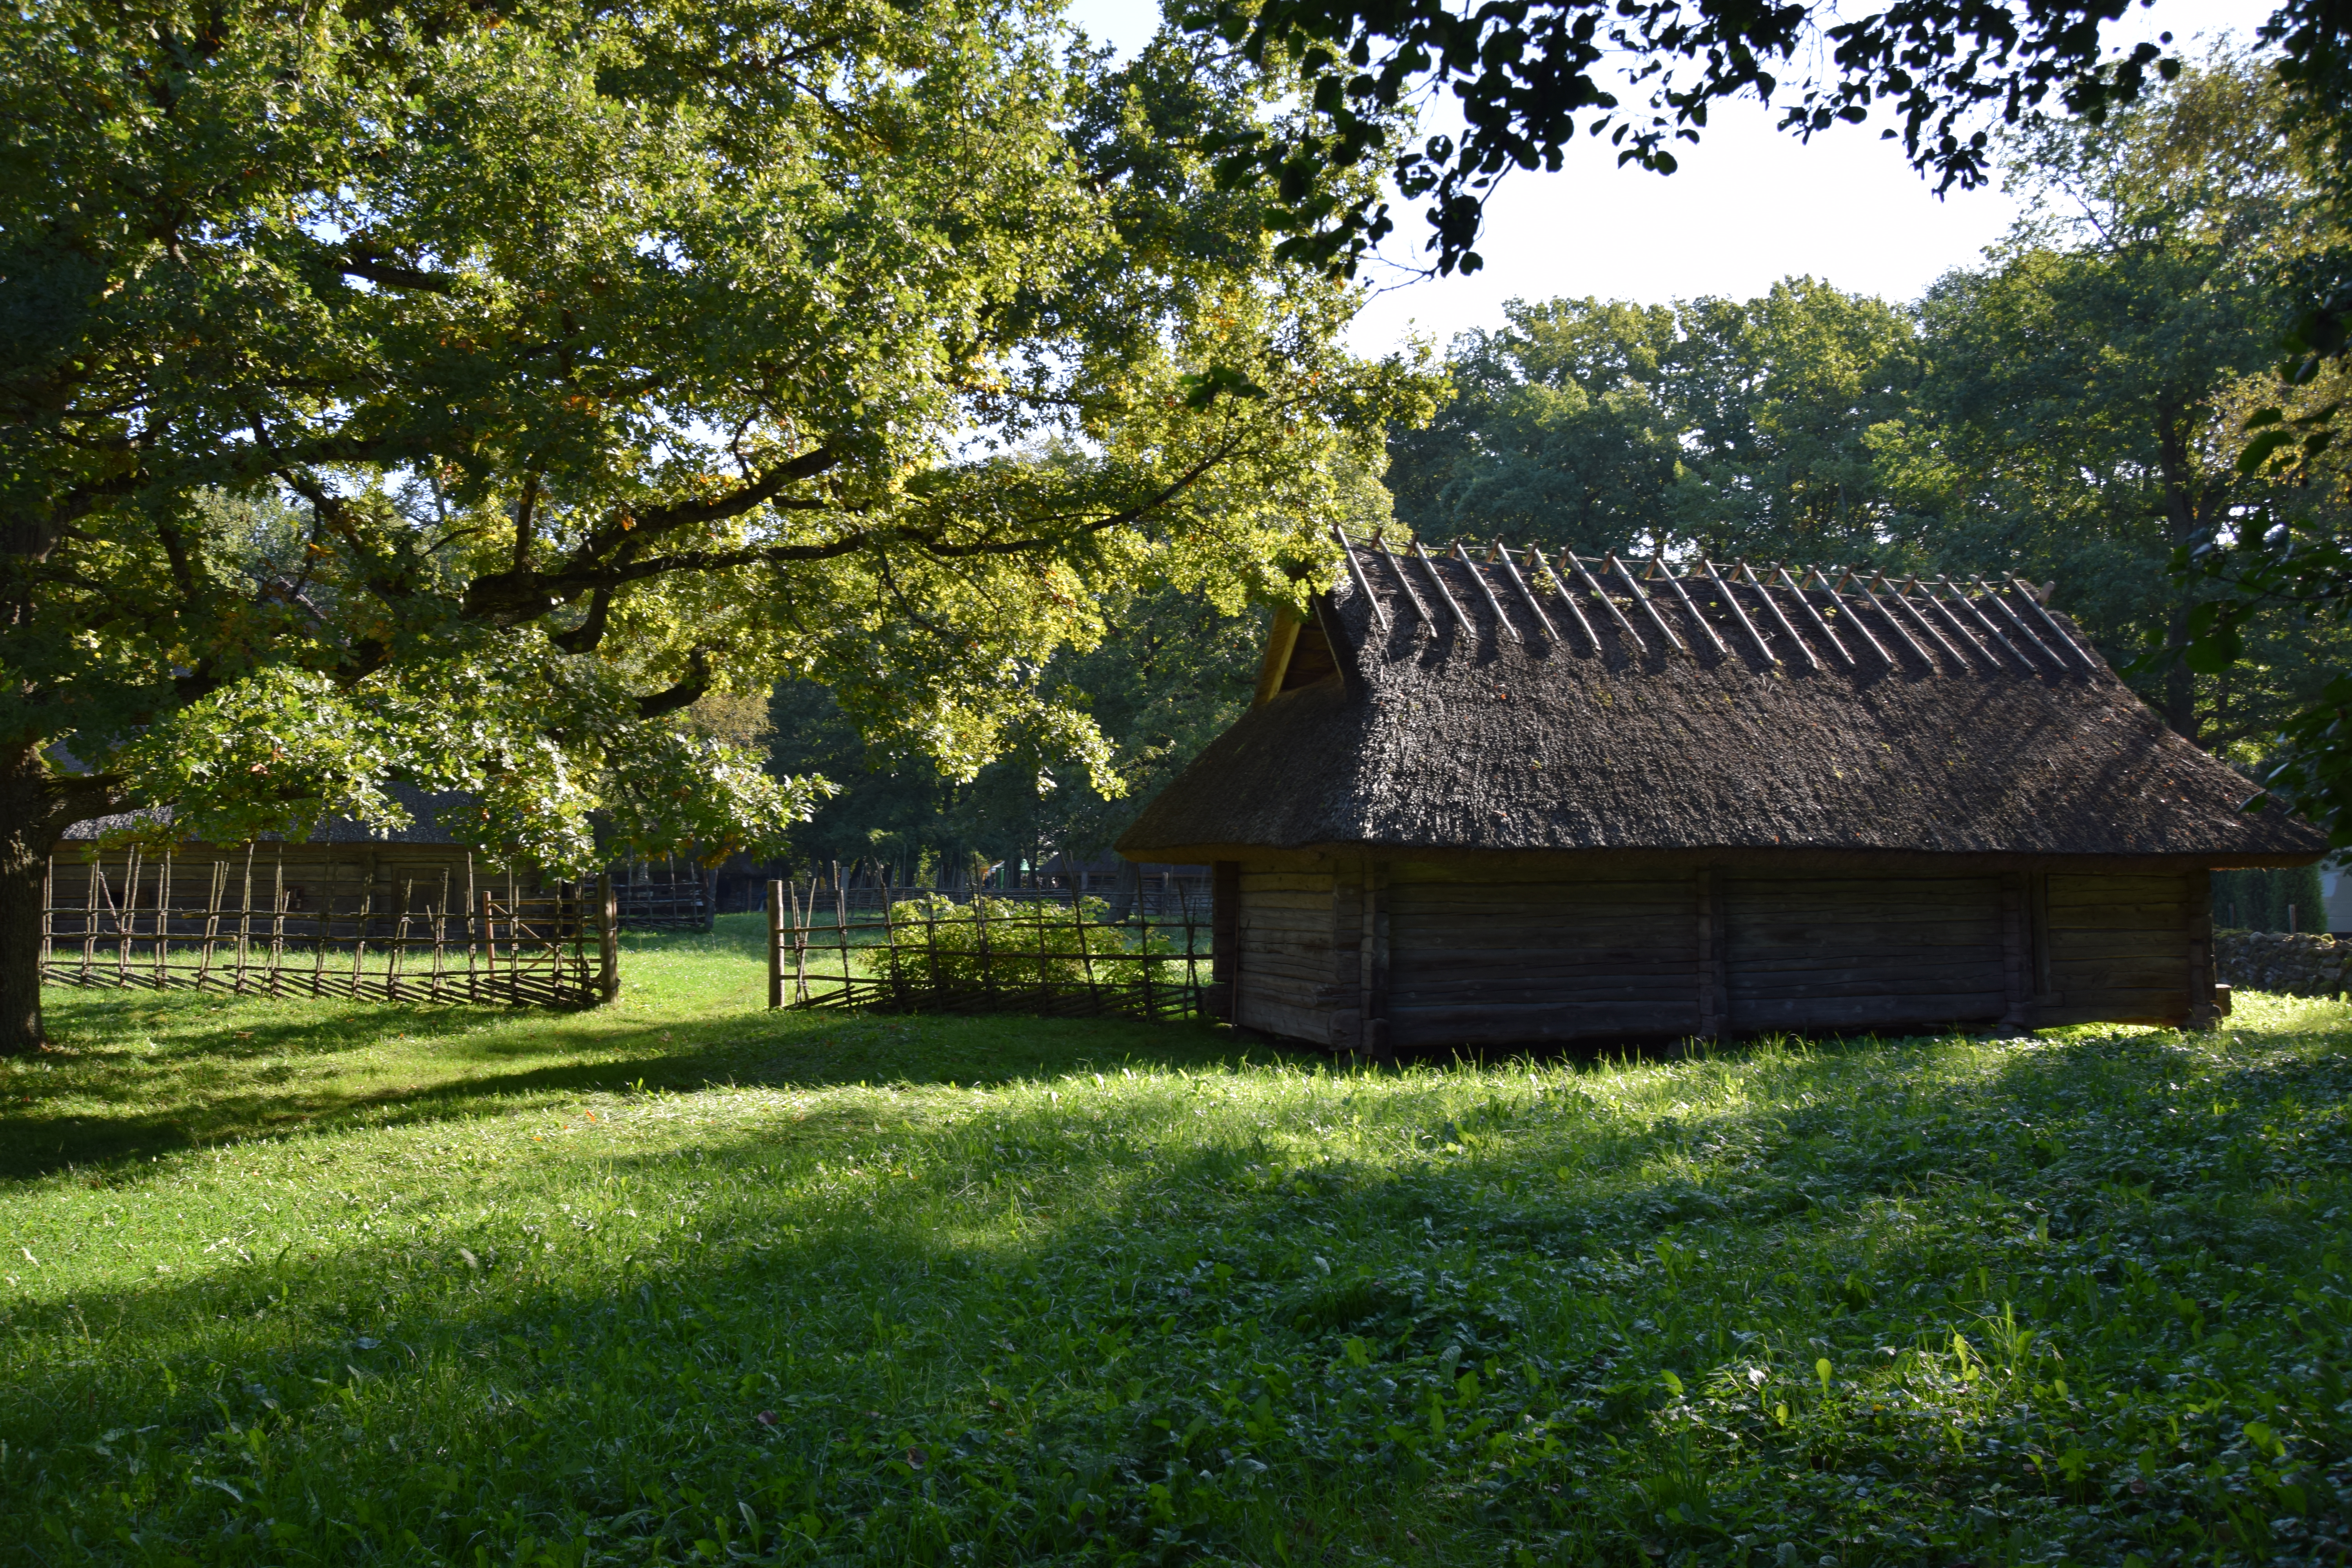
top-left (775, 50), bottom-right (2349, 878)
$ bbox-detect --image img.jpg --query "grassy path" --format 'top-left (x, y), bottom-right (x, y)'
top-left (4, 916), bottom-right (2350, 1564)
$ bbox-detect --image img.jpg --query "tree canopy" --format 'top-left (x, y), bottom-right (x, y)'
top-left (0, 0), bottom-right (1437, 1049)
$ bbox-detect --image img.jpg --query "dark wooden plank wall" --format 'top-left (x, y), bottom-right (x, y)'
top-left (2039, 871), bottom-right (2198, 1026)
top-left (1234, 871), bottom-right (1341, 1044)
top-left (1230, 860), bottom-right (2210, 1048)
top-left (1723, 876), bottom-right (2005, 1031)
top-left (1385, 873), bottom-right (1698, 1047)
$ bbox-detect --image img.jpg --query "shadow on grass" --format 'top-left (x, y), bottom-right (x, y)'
top-left (7, 985), bottom-right (1269, 1179)
top-left (9, 1027), bottom-right (2341, 1564)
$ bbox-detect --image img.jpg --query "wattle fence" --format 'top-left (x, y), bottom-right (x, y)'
top-left (41, 849), bottom-right (618, 1008)
top-left (764, 881), bottom-right (1211, 1021)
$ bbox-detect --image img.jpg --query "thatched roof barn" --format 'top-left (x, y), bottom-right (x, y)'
top-left (1117, 537), bottom-right (2326, 1051)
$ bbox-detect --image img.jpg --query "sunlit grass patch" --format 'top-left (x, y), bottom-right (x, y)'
top-left (4, 963), bottom-right (2351, 1565)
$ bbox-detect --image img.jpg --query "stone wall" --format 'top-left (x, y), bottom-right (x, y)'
top-left (2214, 931), bottom-right (2352, 999)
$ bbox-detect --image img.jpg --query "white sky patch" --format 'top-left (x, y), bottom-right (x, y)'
top-left (1062, 0), bottom-right (2277, 353)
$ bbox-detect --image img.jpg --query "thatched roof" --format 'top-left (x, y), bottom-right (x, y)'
top-left (1118, 541), bottom-right (2327, 867)
top-left (58, 783), bottom-right (475, 847)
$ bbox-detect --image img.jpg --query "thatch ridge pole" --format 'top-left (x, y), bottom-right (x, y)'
top-left (1489, 542), bottom-right (1558, 643)
top-left (1608, 554), bottom-right (1686, 653)
top-left (1702, 561), bottom-right (1775, 665)
top-left (1815, 568), bottom-right (1900, 667)
top-left (1735, 561), bottom-right (1817, 671)
top-left (1370, 531), bottom-right (1433, 629)
top-left (1972, 576), bottom-right (2065, 669)
top-left (1770, 565), bottom-right (1851, 668)
top-left (1649, 556), bottom-right (1726, 657)
top-left (1878, 573), bottom-right (1967, 670)
top-left (1450, 541), bottom-right (1520, 642)
top-left (1330, 525), bottom-right (1390, 633)
top-left (1515, 546), bottom-right (1586, 648)
top-left (1408, 539), bottom-right (1471, 635)
top-left (1889, 573), bottom-right (1972, 671)
top-left (1534, 552), bottom-right (1609, 649)
top-left (1907, 576), bottom-right (2000, 671)
top-left (1845, 570), bottom-right (1937, 669)
top-left (1938, 577), bottom-right (2033, 671)
top-left (2006, 578), bottom-right (2097, 673)
top-left (1561, 551), bottom-right (1639, 648)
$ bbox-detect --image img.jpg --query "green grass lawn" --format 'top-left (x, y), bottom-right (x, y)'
top-left (5, 916), bottom-right (2350, 1566)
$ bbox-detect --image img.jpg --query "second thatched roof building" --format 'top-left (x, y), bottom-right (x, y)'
top-left (1117, 539), bottom-right (2325, 1053)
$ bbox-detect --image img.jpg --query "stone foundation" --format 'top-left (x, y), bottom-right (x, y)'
top-left (2214, 930), bottom-right (2352, 999)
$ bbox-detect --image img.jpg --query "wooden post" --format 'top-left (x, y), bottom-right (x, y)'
top-left (1695, 866), bottom-right (1726, 1041)
top-left (2186, 867), bottom-right (2216, 1031)
top-left (598, 873), bottom-right (620, 1002)
top-left (976, 890), bottom-right (993, 1004)
top-left (1074, 893), bottom-right (1101, 1016)
top-left (1179, 877), bottom-right (1201, 1020)
top-left (115, 846), bottom-right (140, 987)
top-left (790, 878), bottom-right (808, 1004)
top-left (1999, 871), bottom-right (2032, 1035)
top-left (232, 842), bottom-right (255, 995)
top-left (390, 878), bottom-right (414, 1002)
top-left (40, 855), bottom-right (53, 986)
top-left (479, 887), bottom-right (497, 1004)
top-left (1360, 857), bottom-right (1390, 1061)
top-left (766, 879), bottom-right (785, 1009)
top-left (465, 853), bottom-right (479, 1004)
top-left (430, 868), bottom-right (451, 1003)
top-left (154, 851), bottom-right (172, 989)
top-left (80, 854), bottom-right (100, 984)
top-left (347, 876), bottom-right (370, 999)
top-left (833, 872), bottom-right (851, 1007)
top-left (194, 860), bottom-right (225, 991)
top-left (269, 851), bottom-right (287, 998)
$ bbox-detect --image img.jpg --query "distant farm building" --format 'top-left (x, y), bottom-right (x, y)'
top-left (1116, 539), bottom-right (2327, 1051)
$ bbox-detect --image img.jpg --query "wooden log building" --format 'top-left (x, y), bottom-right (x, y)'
top-left (1115, 537), bottom-right (2328, 1051)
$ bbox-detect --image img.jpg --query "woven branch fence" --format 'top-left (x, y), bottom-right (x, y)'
top-left (764, 881), bottom-right (1209, 1022)
top-left (42, 848), bottom-right (618, 1007)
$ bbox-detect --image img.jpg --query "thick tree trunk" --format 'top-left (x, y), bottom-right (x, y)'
top-left (0, 831), bottom-right (46, 1057)
top-left (0, 744), bottom-right (123, 1056)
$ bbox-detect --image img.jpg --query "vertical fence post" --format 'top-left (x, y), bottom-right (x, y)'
top-left (598, 873), bottom-right (620, 1003)
top-left (116, 846), bottom-right (140, 988)
top-left (80, 855), bottom-right (99, 984)
top-left (791, 879), bottom-right (809, 1004)
top-left (766, 879), bottom-right (785, 1010)
top-left (195, 861), bottom-right (225, 991)
top-left (40, 855), bottom-right (53, 986)
top-left (312, 860), bottom-right (337, 997)
top-left (155, 851), bottom-right (172, 990)
top-left (269, 852), bottom-right (287, 998)
top-left (233, 843), bottom-right (255, 995)
top-left (479, 887), bottom-right (497, 1005)
top-left (833, 871), bottom-right (851, 1007)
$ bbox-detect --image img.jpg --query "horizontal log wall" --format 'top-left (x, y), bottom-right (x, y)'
top-left (1230, 858), bottom-right (2207, 1050)
top-left (1234, 871), bottom-right (1339, 1045)
top-left (1387, 872), bottom-right (1697, 1047)
top-left (2038, 871), bottom-right (2196, 1025)
top-left (1723, 876), bottom-right (2005, 1031)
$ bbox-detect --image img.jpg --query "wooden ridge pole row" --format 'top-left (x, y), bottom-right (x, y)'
top-left (1327, 528), bottom-right (2098, 677)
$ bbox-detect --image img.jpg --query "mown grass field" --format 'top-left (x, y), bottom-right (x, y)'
top-left (4, 915), bottom-right (2350, 1566)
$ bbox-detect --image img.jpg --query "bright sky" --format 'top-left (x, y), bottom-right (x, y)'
top-left (1062, 0), bottom-right (2278, 356)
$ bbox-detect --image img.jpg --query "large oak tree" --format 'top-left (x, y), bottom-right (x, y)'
top-left (0, 0), bottom-right (1436, 1051)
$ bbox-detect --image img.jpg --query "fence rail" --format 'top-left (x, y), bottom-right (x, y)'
top-left (764, 881), bottom-right (1210, 1022)
top-left (42, 850), bottom-right (619, 1007)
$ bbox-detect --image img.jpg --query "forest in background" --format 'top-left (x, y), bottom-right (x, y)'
top-left (759, 51), bottom-right (2348, 923)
